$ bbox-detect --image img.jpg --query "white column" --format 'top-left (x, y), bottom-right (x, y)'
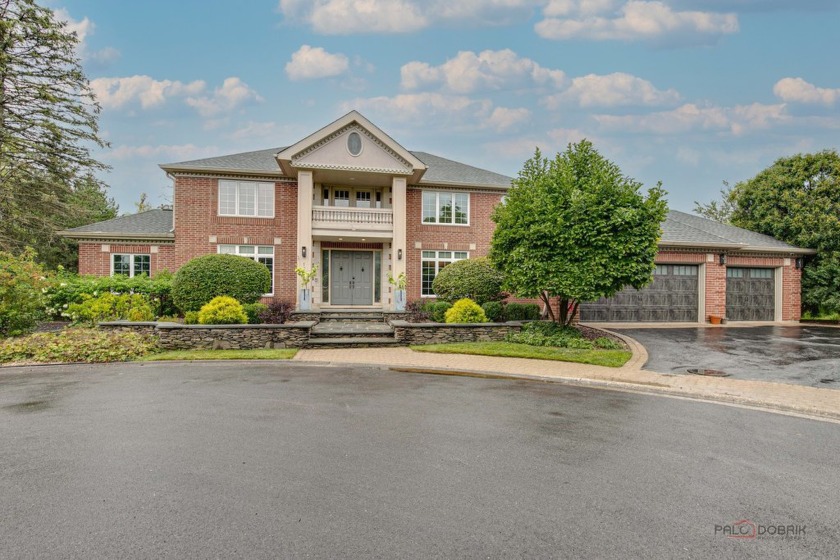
top-left (297, 171), bottom-right (314, 300)
top-left (391, 176), bottom-right (407, 309)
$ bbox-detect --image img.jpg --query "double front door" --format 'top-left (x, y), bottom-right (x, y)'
top-left (330, 251), bottom-right (373, 305)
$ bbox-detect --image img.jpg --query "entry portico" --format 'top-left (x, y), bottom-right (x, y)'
top-left (275, 111), bottom-right (427, 310)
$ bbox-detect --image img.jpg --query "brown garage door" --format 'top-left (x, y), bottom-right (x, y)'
top-left (726, 268), bottom-right (775, 321)
top-left (579, 265), bottom-right (699, 322)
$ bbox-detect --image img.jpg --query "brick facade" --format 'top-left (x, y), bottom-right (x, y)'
top-left (78, 242), bottom-right (175, 277)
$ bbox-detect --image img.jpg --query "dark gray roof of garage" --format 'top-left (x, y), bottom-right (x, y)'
top-left (661, 210), bottom-right (809, 252)
top-left (160, 148), bottom-right (513, 188)
top-left (60, 209), bottom-right (173, 238)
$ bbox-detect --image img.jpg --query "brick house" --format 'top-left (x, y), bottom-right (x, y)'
top-left (62, 111), bottom-right (813, 322)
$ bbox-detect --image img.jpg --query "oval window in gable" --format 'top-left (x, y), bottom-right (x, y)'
top-left (347, 131), bottom-right (362, 156)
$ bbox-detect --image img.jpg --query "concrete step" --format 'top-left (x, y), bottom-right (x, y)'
top-left (304, 337), bottom-right (401, 349)
top-left (310, 330), bottom-right (395, 339)
top-left (318, 315), bottom-right (386, 323)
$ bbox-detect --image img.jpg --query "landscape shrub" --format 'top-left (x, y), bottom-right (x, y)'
top-left (504, 303), bottom-right (540, 321)
top-left (593, 337), bottom-right (623, 350)
top-left (423, 301), bottom-right (452, 323)
top-left (184, 311), bottom-right (200, 325)
top-left (444, 298), bottom-right (488, 324)
top-left (65, 293), bottom-right (154, 325)
top-left (197, 296), bottom-right (248, 325)
top-left (506, 321), bottom-right (604, 349)
top-left (405, 300), bottom-right (430, 322)
top-left (481, 301), bottom-right (505, 322)
top-left (242, 303), bottom-right (268, 324)
top-left (258, 301), bottom-right (294, 324)
top-left (0, 249), bottom-right (48, 337)
top-left (172, 255), bottom-right (270, 313)
top-left (431, 257), bottom-right (505, 305)
top-left (0, 328), bottom-right (155, 364)
top-left (44, 271), bottom-right (176, 319)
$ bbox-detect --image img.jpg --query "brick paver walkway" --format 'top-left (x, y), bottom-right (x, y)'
top-left (295, 333), bottom-right (840, 422)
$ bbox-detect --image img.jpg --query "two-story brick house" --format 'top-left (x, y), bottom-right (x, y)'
top-left (62, 110), bottom-right (814, 322)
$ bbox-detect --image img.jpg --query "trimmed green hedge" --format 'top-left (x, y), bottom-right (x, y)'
top-left (431, 257), bottom-right (505, 305)
top-left (172, 255), bottom-right (271, 313)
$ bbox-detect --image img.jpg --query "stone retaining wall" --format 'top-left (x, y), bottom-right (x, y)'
top-left (390, 320), bottom-right (522, 345)
top-left (99, 321), bottom-right (315, 350)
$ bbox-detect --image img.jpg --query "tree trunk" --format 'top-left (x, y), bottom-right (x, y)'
top-left (539, 291), bottom-right (556, 322)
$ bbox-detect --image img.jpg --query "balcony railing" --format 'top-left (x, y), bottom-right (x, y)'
top-left (312, 206), bottom-right (393, 225)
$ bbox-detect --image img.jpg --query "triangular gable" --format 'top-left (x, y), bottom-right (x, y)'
top-left (275, 111), bottom-right (427, 182)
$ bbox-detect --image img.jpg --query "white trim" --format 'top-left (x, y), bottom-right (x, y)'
top-left (774, 266), bottom-right (784, 322)
top-left (110, 253), bottom-right (151, 278)
top-left (420, 250), bottom-right (470, 297)
top-left (697, 263), bottom-right (706, 323)
top-left (420, 190), bottom-right (470, 227)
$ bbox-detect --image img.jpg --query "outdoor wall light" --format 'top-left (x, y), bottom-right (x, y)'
top-left (301, 246), bottom-right (307, 258)
top-left (719, 253), bottom-right (726, 265)
top-left (397, 249), bottom-right (403, 260)
top-left (795, 257), bottom-right (803, 270)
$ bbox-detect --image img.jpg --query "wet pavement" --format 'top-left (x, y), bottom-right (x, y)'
top-left (615, 326), bottom-right (840, 387)
top-left (1, 362), bottom-right (838, 558)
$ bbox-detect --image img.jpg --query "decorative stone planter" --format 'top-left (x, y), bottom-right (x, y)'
top-left (99, 321), bottom-right (316, 349)
top-left (394, 289), bottom-right (406, 311)
top-left (389, 320), bottom-right (523, 345)
top-left (299, 288), bottom-right (312, 311)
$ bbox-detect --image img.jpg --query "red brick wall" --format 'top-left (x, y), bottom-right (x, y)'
top-left (405, 188), bottom-right (503, 301)
top-left (171, 176), bottom-right (299, 303)
top-left (78, 243), bottom-right (175, 276)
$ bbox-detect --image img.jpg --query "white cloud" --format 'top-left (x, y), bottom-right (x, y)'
top-left (278, 0), bottom-right (540, 34)
top-left (773, 77), bottom-right (840, 106)
top-left (544, 72), bottom-right (680, 107)
top-left (105, 144), bottom-right (220, 162)
top-left (285, 45), bottom-right (350, 80)
top-left (486, 107), bottom-right (532, 131)
top-left (344, 93), bottom-right (493, 123)
top-left (185, 77), bottom-right (263, 117)
top-left (536, 0), bottom-right (739, 43)
top-left (230, 121), bottom-right (279, 141)
top-left (54, 8), bottom-right (121, 64)
top-left (401, 49), bottom-right (565, 93)
top-left (91, 75), bottom-right (206, 109)
top-left (594, 102), bottom-right (789, 135)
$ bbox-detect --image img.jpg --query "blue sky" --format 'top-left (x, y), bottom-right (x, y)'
top-left (52, 0), bottom-right (840, 213)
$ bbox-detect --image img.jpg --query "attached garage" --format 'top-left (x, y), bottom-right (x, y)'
top-left (726, 268), bottom-right (775, 321)
top-left (579, 264), bottom-right (700, 323)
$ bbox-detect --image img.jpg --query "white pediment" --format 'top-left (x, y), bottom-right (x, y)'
top-left (292, 125), bottom-right (413, 175)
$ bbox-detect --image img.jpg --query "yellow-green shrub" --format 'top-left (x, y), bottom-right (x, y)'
top-left (65, 293), bottom-right (154, 325)
top-left (197, 296), bottom-right (248, 325)
top-left (0, 328), bottom-right (155, 364)
top-left (444, 298), bottom-right (488, 324)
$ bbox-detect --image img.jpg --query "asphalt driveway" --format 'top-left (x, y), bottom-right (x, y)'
top-left (1, 362), bottom-right (838, 558)
top-left (615, 325), bottom-right (840, 387)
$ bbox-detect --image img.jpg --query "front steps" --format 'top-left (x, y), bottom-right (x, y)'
top-left (303, 310), bottom-right (400, 348)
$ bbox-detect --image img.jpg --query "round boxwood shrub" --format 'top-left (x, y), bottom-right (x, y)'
top-left (172, 254), bottom-right (271, 313)
top-left (432, 257), bottom-right (504, 305)
top-left (197, 296), bottom-right (248, 325)
top-left (481, 301), bottom-right (505, 322)
top-left (444, 298), bottom-right (488, 324)
top-left (423, 301), bottom-right (452, 323)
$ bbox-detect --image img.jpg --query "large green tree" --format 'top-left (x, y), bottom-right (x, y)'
top-left (490, 141), bottom-right (668, 326)
top-left (702, 150), bottom-right (840, 314)
top-left (0, 0), bottom-right (109, 264)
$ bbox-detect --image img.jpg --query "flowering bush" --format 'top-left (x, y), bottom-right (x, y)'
top-left (65, 293), bottom-right (154, 325)
top-left (444, 298), bottom-right (488, 324)
top-left (0, 328), bottom-right (155, 364)
top-left (44, 271), bottom-right (175, 319)
top-left (197, 296), bottom-right (248, 325)
top-left (0, 249), bottom-right (48, 337)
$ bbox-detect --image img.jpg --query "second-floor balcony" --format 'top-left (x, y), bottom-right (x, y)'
top-left (311, 206), bottom-right (394, 238)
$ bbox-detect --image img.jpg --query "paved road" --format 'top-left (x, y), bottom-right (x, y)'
top-left (1, 362), bottom-right (837, 559)
top-left (616, 326), bottom-right (840, 387)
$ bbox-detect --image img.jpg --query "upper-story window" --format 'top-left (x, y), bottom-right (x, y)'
top-left (218, 180), bottom-right (274, 218)
top-left (422, 191), bottom-right (469, 225)
top-left (112, 254), bottom-right (150, 277)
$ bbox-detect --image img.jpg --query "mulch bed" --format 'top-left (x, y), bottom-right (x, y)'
top-left (576, 324), bottom-right (629, 350)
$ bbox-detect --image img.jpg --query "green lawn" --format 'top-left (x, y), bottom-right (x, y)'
top-left (410, 341), bottom-right (631, 368)
top-left (141, 348), bottom-right (298, 361)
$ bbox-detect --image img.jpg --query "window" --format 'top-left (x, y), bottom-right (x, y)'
top-left (727, 268), bottom-right (744, 278)
top-left (422, 191), bottom-right (469, 225)
top-left (218, 180), bottom-right (274, 217)
top-left (218, 245), bottom-right (274, 294)
top-left (750, 269), bottom-right (773, 279)
top-left (111, 254), bottom-right (150, 277)
top-left (347, 132), bottom-right (363, 156)
top-left (421, 250), bottom-right (468, 296)
top-left (673, 266), bottom-right (697, 276)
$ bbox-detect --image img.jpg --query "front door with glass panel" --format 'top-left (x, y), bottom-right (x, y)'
top-left (330, 251), bottom-right (373, 305)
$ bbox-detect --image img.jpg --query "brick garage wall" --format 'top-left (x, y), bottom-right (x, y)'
top-left (405, 188), bottom-right (503, 302)
top-left (172, 175), bottom-right (298, 303)
top-left (78, 243), bottom-right (175, 276)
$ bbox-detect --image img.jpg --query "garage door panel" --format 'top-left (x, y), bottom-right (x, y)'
top-left (579, 264), bottom-right (699, 323)
top-left (726, 268), bottom-right (775, 321)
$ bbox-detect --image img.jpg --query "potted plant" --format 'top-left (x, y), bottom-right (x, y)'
top-left (709, 314), bottom-right (723, 325)
top-left (387, 271), bottom-right (407, 311)
top-left (295, 264), bottom-right (318, 311)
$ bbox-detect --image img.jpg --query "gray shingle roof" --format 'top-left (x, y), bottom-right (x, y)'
top-left (61, 209), bottom-right (173, 238)
top-left (160, 147), bottom-right (513, 188)
top-left (662, 210), bottom-right (805, 252)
